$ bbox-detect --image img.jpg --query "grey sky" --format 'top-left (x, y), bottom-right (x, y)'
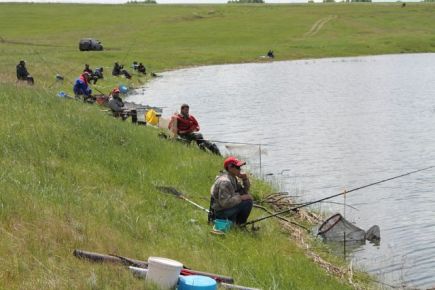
top-left (0, 0), bottom-right (304, 3)
top-left (0, 0), bottom-right (417, 3)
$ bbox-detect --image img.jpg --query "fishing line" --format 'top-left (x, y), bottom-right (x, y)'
top-left (32, 48), bottom-right (78, 90)
top-left (205, 139), bottom-right (268, 146)
top-left (92, 86), bottom-right (108, 96)
top-left (34, 48), bottom-right (112, 96)
top-left (242, 165), bottom-right (435, 227)
top-left (47, 66), bottom-right (77, 89)
top-left (203, 139), bottom-right (268, 175)
top-left (120, 38), bottom-right (135, 68)
top-left (289, 201), bottom-right (358, 211)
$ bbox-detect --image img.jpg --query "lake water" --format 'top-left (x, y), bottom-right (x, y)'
top-left (128, 53), bottom-right (435, 289)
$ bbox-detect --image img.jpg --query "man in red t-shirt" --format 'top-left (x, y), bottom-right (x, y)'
top-left (175, 104), bottom-right (200, 135)
top-left (168, 104), bottom-right (221, 155)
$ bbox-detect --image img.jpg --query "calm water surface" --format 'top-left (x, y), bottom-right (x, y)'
top-left (129, 54), bottom-right (435, 289)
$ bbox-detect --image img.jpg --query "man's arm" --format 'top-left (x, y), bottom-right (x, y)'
top-left (238, 173), bottom-right (251, 193)
top-left (234, 173), bottom-right (252, 201)
top-left (190, 115), bottom-right (200, 132)
top-left (168, 114), bottom-right (179, 135)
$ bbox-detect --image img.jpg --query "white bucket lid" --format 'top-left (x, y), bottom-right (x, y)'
top-left (148, 257), bottom-right (183, 268)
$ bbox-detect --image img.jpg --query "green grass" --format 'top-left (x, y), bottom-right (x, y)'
top-left (0, 84), bottom-right (355, 289)
top-left (1, 3), bottom-right (435, 88)
top-left (2, 2), bottom-right (435, 289)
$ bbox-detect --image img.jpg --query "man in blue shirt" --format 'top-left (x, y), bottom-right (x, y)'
top-left (73, 72), bottom-right (93, 102)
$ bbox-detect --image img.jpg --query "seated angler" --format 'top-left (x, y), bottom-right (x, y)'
top-left (132, 61), bottom-right (139, 71)
top-left (16, 60), bottom-right (34, 85)
top-left (107, 87), bottom-right (136, 122)
top-left (92, 67), bottom-right (104, 84)
top-left (209, 156), bottom-right (253, 225)
top-left (108, 88), bottom-right (125, 117)
top-left (168, 104), bottom-right (220, 155)
top-left (73, 72), bottom-right (93, 102)
top-left (113, 62), bottom-right (132, 80)
top-left (83, 64), bottom-right (93, 74)
top-left (112, 62), bottom-right (122, 76)
top-left (137, 63), bottom-right (146, 75)
top-left (120, 65), bottom-right (132, 80)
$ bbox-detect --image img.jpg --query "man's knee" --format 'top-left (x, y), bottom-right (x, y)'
top-left (240, 199), bottom-right (253, 210)
top-left (242, 199), bottom-right (253, 206)
top-left (193, 133), bottom-right (203, 140)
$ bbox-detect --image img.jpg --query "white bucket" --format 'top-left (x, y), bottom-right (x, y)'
top-left (145, 257), bottom-right (183, 289)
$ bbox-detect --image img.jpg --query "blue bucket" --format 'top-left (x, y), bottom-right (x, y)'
top-left (119, 84), bottom-right (128, 94)
top-left (213, 219), bottom-right (232, 232)
top-left (178, 275), bottom-right (217, 290)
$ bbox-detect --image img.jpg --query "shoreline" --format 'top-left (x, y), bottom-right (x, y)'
top-left (126, 55), bottom-right (393, 288)
top-left (5, 3), bottom-right (435, 288)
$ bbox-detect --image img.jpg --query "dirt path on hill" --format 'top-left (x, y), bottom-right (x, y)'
top-left (0, 36), bottom-right (66, 48)
top-left (304, 15), bottom-right (338, 37)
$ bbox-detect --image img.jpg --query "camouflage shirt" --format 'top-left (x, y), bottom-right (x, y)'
top-left (210, 172), bottom-right (250, 211)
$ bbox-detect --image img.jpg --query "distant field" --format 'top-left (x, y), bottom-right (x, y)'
top-left (1, 2), bottom-right (435, 91)
top-left (1, 3), bottom-right (434, 289)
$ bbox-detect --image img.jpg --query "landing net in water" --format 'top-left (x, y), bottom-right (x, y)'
top-left (318, 213), bottom-right (380, 243)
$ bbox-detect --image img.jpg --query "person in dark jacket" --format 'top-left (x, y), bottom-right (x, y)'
top-left (112, 62), bottom-right (122, 76)
top-left (16, 60), bottom-right (34, 85)
top-left (108, 87), bottom-right (125, 116)
top-left (107, 87), bottom-right (137, 122)
top-left (112, 62), bottom-right (132, 79)
top-left (137, 63), bottom-right (146, 75)
top-left (92, 67), bottom-right (104, 84)
top-left (122, 67), bottom-right (132, 79)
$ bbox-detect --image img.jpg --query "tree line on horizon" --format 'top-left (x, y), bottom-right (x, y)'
top-left (127, 0), bottom-right (434, 3)
top-left (127, 0), bottom-right (266, 3)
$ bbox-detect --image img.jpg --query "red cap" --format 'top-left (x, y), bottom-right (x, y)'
top-left (112, 88), bottom-right (120, 94)
top-left (224, 156), bottom-right (246, 170)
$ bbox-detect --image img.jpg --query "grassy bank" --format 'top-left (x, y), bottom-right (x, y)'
top-left (0, 85), bottom-right (359, 289)
top-left (2, 2), bottom-right (435, 289)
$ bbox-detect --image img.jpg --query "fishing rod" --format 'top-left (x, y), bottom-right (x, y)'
top-left (93, 86), bottom-right (109, 96)
top-left (47, 65), bottom-right (77, 89)
top-left (274, 200), bottom-right (358, 211)
top-left (156, 186), bottom-right (209, 213)
top-left (242, 165), bottom-right (435, 227)
top-left (120, 37), bottom-right (136, 69)
top-left (32, 49), bottom-right (66, 86)
top-left (31, 48), bottom-right (82, 93)
top-left (204, 139), bottom-right (269, 146)
top-left (252, 204), bottom-right (309, 231)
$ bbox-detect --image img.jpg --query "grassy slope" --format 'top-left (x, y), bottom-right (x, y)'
top-left (1, 3), bottom-right (435, 289)
top-left (0, 86), bottom-right (354, 290)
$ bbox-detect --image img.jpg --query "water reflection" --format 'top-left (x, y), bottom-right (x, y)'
top-left (325, 240), bottom-right (368, 259)
top-left (129, 53), bottom-right (435, 289)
